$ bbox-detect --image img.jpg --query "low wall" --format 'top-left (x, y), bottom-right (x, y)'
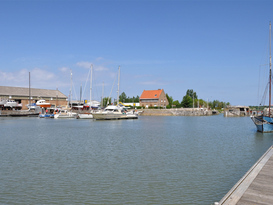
top-left (138, 108), bottom-right (219, 116)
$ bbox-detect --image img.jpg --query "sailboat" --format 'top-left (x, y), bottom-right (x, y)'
top-left (77, 64), bottom-right (94, 119)
top-left (92, 66), bottom-right (138, 120)
top-left (251, 22), bottom-right (273, 132)
top-left (54, 70), bottom-right (77, 119)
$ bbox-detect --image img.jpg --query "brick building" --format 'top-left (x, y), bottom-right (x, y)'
top-left (0, 86), bottom-right (67, 110)
top-left (139, 89), bottom-right (169, 108)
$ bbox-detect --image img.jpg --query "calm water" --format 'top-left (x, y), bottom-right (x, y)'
top-left (1, 115), bottom-right (273, 204)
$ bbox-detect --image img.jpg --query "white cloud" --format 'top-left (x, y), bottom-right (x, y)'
top-left (76, 61), bottom-right (92, 69)
top-left (94, 65), bottom-right (108, 71)
top-left (0, 68), bottom-right (57, 89)
top-left (32, 68), bottom-right (55, 81)
top-left (59, 67), bottom-right (69, 72)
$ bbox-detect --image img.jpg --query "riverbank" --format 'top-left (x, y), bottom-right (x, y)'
top-left (138, 108), bottom-right (219, 116)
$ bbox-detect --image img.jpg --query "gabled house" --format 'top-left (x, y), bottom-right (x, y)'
top-left (139, 89), bottom-right (169, 108)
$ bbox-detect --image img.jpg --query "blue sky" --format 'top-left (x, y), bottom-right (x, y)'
top-left (1, 0), bottom-right (273, 106)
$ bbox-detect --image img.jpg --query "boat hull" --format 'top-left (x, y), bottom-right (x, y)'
top-left (54, 112), bottom-right (77, 119)
top-left (37, 104), bottom-right (51, 108)
top-left (77, 113), bottom-right (93, 119)
top-left (39, 114), bottom-right (54, 118)
top-left (251, 115), bottom-right (273, 133)
top-left (92, 113), bottom-right (138, 120)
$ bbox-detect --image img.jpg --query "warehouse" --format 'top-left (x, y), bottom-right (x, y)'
top-left (0, 86), bottom-right (67, 110)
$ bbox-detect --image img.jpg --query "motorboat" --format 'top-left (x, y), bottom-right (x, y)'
top-left (54, 109), bottom-right (77, 119)
top-left (92, 105), bottom-right (138, 120)
top-left (39, 107), bottom-right (55, 118)
top-left (2, 100), bottom-right (22, 110)
top-left (27, 103), bottom-right (38, 110)
top-left (36, 99), bottom-right (51, 108)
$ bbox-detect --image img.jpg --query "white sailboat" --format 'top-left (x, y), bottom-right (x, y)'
top-left (54, 70), bottom-right (77, 119)
top-left (77, 64), bottom-right (94, 119)
top-left (92, 66), bottom-right (138, 120)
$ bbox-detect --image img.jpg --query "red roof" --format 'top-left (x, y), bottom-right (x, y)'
top-left (140, 89), bottom-right (163, 99)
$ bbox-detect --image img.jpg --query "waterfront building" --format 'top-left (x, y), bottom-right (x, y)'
top-left (0, 86), bottom-right (67, 110)
top-left (139, 89), bottom-right (169, 108)
top-left (224, 105), bottom-right (250, 117)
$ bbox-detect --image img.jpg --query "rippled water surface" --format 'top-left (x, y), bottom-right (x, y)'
top-left (1, 115), bottom-right (273, 204)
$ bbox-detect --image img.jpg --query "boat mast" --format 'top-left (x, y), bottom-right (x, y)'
top-left (101, 81), bottom-right (104, 108)
top-left (90, 64), bottom-right (93, 107)
top-left (269, 22), bottom-right (271, 117)
top-left (117, 66), bottom-right (120, 105)
top-left (29, 72), bottom-right (31, 106)
top-left (70, 69), bottom-right (73, 108)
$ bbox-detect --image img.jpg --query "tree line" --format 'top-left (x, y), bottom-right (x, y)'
top-left (166, 89), bottom-right (230, 109)
top-left (101, 89), bottom-right (230, 109)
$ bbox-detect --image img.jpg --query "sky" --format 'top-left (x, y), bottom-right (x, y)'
top-left (1, 0), bottom-right (273, 106)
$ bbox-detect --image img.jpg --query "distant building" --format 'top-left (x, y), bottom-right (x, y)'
top-left (139, 89), bottom-right (169, 108)
top-left (0, 86), bottom-right (67, 110)
top-left (224, 106), bottom-right (250, 117)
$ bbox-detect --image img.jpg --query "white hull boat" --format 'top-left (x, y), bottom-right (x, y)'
top-left (92, 105), bottom-right (138, 120)
top-left (54, 110), bottom-right (77, 119)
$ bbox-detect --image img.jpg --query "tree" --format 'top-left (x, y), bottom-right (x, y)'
top-left (186, 89), bottom-right (197, 100)
top-left (181, 89), bottom-right (197, 108)
top-left (103, 97), bottom-right (112, 107)
top-left (166, 93), bottom-right (173, 107)
top-left (181, 95), bottom-right (193, 108)
top-left (119, 92), bottom-right (127, 103)
top-left (173, 100), bottom-right (181, 108)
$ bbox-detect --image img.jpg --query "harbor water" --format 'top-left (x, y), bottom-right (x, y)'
top-left (1, 115), bottom-right (273, 204)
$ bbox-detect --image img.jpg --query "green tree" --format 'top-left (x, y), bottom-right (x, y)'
top-left (186, 89), bottom-right (198, 100)
top-left (119, 92), bottom-right (127, 103)
top-left (181, 95), bottom-right (193, 108)
top-left (173, 100), bottom-right (181, 108)
top-left (103, 97), bottom-right (112, 107)
top-left (166, 93), bottom-right (173, 107)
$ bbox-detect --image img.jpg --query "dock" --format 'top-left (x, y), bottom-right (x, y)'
top-left (0, 110), bottom-right (39, 117)
top-left (215, 145), bottom-right (273, 205)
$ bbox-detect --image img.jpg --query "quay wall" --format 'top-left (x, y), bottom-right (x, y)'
top-left (0, 110), bottom-right (39, 117)
top-left (138, 108), bottom-right (219, 116)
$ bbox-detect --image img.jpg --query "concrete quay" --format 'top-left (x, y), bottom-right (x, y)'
top-left (138, 108), bottom-right (219, 116)
top-left (215, 146), bottom-right (273, 205)
top-left (0, 110), bottom-right (39, 117)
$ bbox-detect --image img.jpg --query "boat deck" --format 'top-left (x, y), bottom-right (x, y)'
top-left (217, 145), bottom-right (273, 205)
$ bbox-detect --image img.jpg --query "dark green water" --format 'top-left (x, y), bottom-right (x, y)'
top-left (0, 115), bottom-right (273, 204)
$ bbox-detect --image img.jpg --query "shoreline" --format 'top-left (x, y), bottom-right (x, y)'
top-left (138, 108), bottom-right (219, 116)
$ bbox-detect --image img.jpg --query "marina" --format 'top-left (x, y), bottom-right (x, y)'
top-left (1, 115), bottom-right (273, 204)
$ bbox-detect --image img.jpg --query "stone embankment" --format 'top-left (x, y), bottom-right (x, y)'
top-left (138, 108), bottom-right (219, 116)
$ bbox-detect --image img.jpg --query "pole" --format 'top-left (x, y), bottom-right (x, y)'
top-left (117, 66), bottom-right (120, 106)
top-left (56, 87), bottom-right (58, 107)
top-left (70, 69), bottom-right (72, 108)
top-left (90, 64), bottom-right (93, 106)
top-left (269, 21), bottom-right (271, 117)
top-left (29, 72), bottom-right (31, 106)
top-left (101, 81), bottom-right (104, 108)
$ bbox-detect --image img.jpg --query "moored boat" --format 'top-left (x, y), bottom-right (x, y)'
top-left (54, 109), bottom-right (77, 119)
top-left (251, 22), bottom-right (273, 132)
top-left (36, 99), bottom-right (51, 108)
top-left (92, 105), bottom-right (138, 120)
